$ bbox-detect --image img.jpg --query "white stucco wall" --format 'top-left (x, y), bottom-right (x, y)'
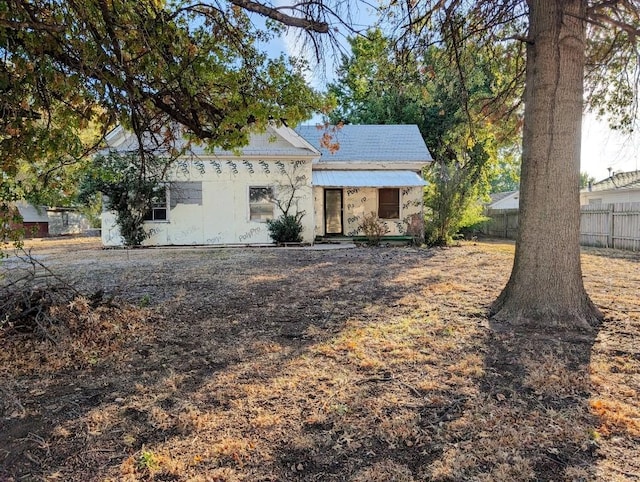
top-left (312, 186), bottom-right (424, 237)
top-left (102, 158), bottom-right (314, 246)
top-left (313, 186), bottom-right (324, 237)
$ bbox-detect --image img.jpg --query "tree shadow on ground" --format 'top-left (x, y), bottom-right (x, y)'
top-left (478, 323), bottom-right (600, 481)
top-left (1, 246), bottom-right (441, 480)
top-left (0, 244), bottom-right (615, 481)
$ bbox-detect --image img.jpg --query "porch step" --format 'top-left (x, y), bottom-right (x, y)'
top-left (315, 235), bottom-right (415, 245)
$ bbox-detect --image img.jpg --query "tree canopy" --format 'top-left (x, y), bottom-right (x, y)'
top-left (327, 28), bottom-right (524, 243)
top-left (1, 0), bottom-right (323, 208)
top-left (378, 1), bottom-right (640, 129)
top-left (3, 0), bottom-right (640, 329)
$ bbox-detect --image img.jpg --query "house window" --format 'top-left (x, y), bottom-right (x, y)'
top-left (588, 198), bottom-right (602, 205)
top-left (249, 186), bottom-right (274, 221)
top-left (170, 182), bottom-right (203, 207)
top-left (378, 188), bottom-right (400, 219)
top-left (143, 186), bottom-right (168, 221)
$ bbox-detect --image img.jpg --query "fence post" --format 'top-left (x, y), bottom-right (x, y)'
top-left (504, 212), bottom-right (508, 238)
top-left (607, 204), bottom-right (614, 248)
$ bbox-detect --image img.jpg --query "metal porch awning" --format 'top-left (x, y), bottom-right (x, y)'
top-left (312, 170), bottom-right (427, 187)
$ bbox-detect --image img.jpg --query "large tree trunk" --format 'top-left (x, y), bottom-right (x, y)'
top-left (490, 0), bottom-right (602, 330)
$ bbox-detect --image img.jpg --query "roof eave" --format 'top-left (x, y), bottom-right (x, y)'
top-left (313, 160), bottom-right (430, 170)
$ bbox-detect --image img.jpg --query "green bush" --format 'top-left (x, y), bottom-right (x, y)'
top-left (359, 212), bottom-right (390, 246)
top-left (267, 213), bottom-right (304, 243)
top-left (78, 153), bottom-right (163, 246)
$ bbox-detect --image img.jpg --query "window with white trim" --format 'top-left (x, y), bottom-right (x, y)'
top-left (249, 186), bottom-right (274, 221)
top-left (143, 185), bottom-right (168, 221)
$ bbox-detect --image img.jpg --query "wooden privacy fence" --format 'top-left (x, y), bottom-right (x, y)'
top-left (483, 202), bottom-right (640, 251)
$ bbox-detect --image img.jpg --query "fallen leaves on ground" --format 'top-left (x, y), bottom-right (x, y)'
top-left (0, 238), bottom-right (638, 481)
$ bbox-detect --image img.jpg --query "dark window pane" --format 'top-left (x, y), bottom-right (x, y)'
top-left (153, 208), bottom-right (167, 220)
top-left (378, 188), bottom-right (399, 219)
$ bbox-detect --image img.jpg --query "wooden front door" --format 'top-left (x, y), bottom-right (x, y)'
top-left (324, 189), bottom-right (343, 235)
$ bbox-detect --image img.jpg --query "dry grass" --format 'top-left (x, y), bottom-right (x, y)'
top-left (1, 238), bottom-right (639, 481)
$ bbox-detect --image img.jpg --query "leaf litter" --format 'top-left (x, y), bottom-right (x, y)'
top-left (0, 237), bottom-right (639, 481)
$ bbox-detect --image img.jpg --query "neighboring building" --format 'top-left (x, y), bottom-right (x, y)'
top-left (486, 190), bottom-right (520, 210)
top-left (13, 201), bottom-right (49, 238)
top-left (101, 123), bottom-right (432, 246)
top-left (47, 207), bottom-right (93, 236)
top-left (482, 191), bottom-right (520, 239)
top-left (580, 170), bottom-right (640, 205)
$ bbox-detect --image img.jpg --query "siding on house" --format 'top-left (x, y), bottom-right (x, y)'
top-left (580, 188), bottom-right (640, 205)
top-left (47, 209), bottom-right (92, 236)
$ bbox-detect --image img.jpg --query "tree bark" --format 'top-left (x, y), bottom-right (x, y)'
top-left (490, 0), bottom-right (602, 331)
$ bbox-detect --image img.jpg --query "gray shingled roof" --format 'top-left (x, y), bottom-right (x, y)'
top-left (105, 125), bottom-right (318, 158)
top-left (590, 171), bottom-right (640, 191)
top-left (295, 124), bottom-right (432, 163)
top-left (15, 201), bottom-right (49, 223)
top-left (488, 190), bottom-right (518, 205)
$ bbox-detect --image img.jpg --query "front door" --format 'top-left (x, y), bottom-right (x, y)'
top-left (324, 189), bottom-right (343, 235)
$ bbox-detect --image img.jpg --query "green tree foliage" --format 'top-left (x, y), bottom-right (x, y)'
top-left (328, 29), bottom-right (523, 244)
top-left (267, 214), bottom-right (304, 244)
top-left (1, 0), bottom-right (322, 244)
top-left (381, 0), bottom-right (639, 327)
top-left (0, 185), bottom-right (23, 257)
top-left (78, 152), bottom-right (164, 246)
top-left (580, 171), bottom-right (596, 189)
top-left (489, 146), bottom-right (521, 193)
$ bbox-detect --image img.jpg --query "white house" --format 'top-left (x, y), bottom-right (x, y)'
top-left (580, 170), bottom-right (640, 205)
top-left (486, 190), bottom-right (520, 210)
top-left (47, 207), bottom-right (93, 236)
top-left (101, 124), bottom-right (432, 246)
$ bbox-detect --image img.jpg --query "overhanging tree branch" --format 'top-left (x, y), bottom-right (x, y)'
top-left (586, 11), bottom-right (640, 38)
top-left (227, 0), bottom-right (330, 32)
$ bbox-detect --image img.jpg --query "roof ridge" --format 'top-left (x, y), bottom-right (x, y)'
top-left (592, 170), bottom-right (640, 190)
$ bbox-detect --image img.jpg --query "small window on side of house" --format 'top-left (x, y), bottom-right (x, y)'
top-left (378, 188), bottom-right (400, 219)
top-left (588, 198), bottom-right (602, 206)
top-left (143, 186), bottom-right (168, 222)
top-left (249, 186), bottom-right (274, 222)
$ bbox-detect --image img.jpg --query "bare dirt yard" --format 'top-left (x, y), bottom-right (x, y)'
top-left (1, 238), bottom-right (639, 481)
